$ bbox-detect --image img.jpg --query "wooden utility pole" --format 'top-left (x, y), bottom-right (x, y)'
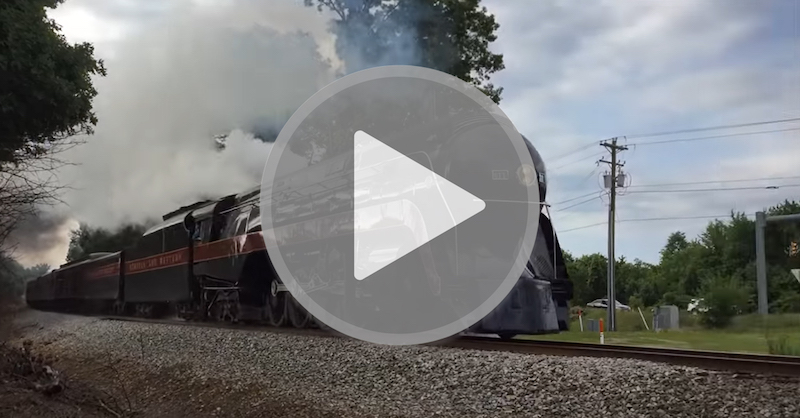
top-left (599, 138), bottom-right (627, 332)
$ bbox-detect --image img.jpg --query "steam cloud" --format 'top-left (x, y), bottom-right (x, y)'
top-left (10, 1), bottom-right (362, 267)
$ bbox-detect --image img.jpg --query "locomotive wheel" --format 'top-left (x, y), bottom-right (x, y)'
top-left (112, 300), bottom-right (126, 316)
top-left (267, 281), bottom-right (287, 327)
top-left (498, 333), bottom-right (517, 340)
top-left (260, 292), bottom-right (272, 324)
top-left (212, 294), bottom-right (240, 324)
top-left (286, 296), bottom-right (311, 329)
top-left (135, 303), bottom-right (155, 318)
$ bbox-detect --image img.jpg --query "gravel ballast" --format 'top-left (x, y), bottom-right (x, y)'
top-left (13, 310), bottom-right (800, 418)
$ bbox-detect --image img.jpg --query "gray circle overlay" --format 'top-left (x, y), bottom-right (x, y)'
top-left (260, 65), bottom-right (539, 345)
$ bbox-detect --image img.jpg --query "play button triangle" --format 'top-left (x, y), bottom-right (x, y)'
top-left (353, 130), bottom-right (486, 281)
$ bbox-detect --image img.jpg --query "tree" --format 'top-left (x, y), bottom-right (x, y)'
top-left (0, 0), bottom-right (106, 164)
top-left (305, 0), bottom-right (504, 103)
top-left (564, 252), bottom-right (607, 305)
top-left (0, 0), bottom-right (106, 257)
top-left (66, 223), bottom-right (149, 263)
top-left (0, 253), bottom-right (49, 304)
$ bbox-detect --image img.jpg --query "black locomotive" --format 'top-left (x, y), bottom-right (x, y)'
top-left (26, 117), bottom-right (573, 339)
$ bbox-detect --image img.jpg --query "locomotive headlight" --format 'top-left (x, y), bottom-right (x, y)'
top-left (516, 164), bottom-right (537, 186)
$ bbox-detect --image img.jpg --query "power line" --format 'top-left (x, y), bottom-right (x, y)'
top-left (624, 117), bottom-right (800, 140)
top-left (627, 175), bottom-right (800, 189)
top-left (625, 184), bottom-right (800, 194)
top-left (620, 213), bottom-right (754, 223)
top-left (559, 213), bottom-right (756, 233)
top-left (549, 151), bottom-right (604, 172)
top-left (560, 221), bottom-right (607, 233)
top-left (552, 189), bottom-right (601, 206)
top-left (549, 141), bottom-right (601, 162)
top-left (630, 127), bottom-right (800, 146)
top-left (548, 117), bottom-right (800, 160)
top-left (554, 193), bottom-right (605, 212)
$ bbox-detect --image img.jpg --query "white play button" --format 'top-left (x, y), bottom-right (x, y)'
top-left (353, 130), bottom-right (486, 281)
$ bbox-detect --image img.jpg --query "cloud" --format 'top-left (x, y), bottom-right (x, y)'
top-left (482, 0), bottom-right (799, 263)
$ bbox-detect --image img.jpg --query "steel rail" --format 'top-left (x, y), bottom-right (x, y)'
top-left (445, 336), bottom-right (800, 377)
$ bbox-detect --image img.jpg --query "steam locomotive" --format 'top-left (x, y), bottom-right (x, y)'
top-left (26, 118), bottom-right (573, 339)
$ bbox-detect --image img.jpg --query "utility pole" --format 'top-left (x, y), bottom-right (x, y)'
top-left (599, 137), bottom-right (627, 332)
top-left (754, 211), bottom-right (800, 315)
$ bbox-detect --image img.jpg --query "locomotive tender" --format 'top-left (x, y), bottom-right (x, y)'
top-left (26, 131), bottom-right (573, 339)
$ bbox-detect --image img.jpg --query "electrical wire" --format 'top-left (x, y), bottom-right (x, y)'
top-left (549, 141), bottom-right (601, 162)
top-left (554, 193), bottom-right (605, 212)
top-left (559, 213), bottom-right (757, 233)
top-left (549, 151), bottom-right (605, 172)
top-left (559, 221), bottom-right (607, 233)
top-left (626, 175), bottom-right (800, 189)
top-left (624, 117), bottom-right (800, 140)
top-left (630, 127), bottom-right (800, 146)
top-left (547, 117), bottom-right (800, 160)
top-left (550, 168), bottom-right (604, 206)
top-left (552, 190), bottom-right (600, 206)
top-left (625, 184), bottom-right (800, 194)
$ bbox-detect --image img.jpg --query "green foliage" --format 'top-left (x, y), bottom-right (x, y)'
top-left (660, 292), bottom-right (693, 310)
top-left (767, 335), bottom-right (800, 356)
top-left (305, 0), bottom-right (504, 103)
top-left (697, 276), bottom-right (749, 329)
top-left (627, 295), bottom-right (643, 309)
top-left (66, 223), bottom-right (148, 262)
top-left (774, 293), bottom-right (800, 313)
top-left (563, 200), bottom-right (800, 324)
top-left (0, 0), bottom-right (106, 165)
top-left (0, 255), bottom-right (49, 303)
top-left (729, 313), bottom-right (800, 333)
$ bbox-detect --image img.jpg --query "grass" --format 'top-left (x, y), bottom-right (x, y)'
top-left (525, 308), bottom-right (800, 355)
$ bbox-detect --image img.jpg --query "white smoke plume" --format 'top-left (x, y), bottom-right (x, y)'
top-left (12, 1), bottom-right (354, 267)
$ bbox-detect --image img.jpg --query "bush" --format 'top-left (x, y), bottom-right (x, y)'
top-left (627, 295), bottom-right (644, 309)
top-left (698, 277), bottom-right (749, 329)
top-left (660, 292), bottom-right (693, 309)
top-left (773, 293), bottom-right (800, 313)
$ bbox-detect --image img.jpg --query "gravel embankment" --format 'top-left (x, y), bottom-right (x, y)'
top-left (12, 310), bottom-right (800, 418)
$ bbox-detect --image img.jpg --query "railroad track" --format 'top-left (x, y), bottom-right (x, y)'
top-left (94, 314), bottom-right (800, 377)
top-left (448, 336), bottom-right (800, 377)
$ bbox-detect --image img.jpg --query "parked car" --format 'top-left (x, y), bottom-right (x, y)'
top-left (586, 298), bottom-right (631, 311)
top-left (687, 298), bottom-right (709, 314)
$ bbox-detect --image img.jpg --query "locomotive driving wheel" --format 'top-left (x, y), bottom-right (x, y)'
top-left (267, 280), bottom-right (287, 327)
top-left (286, 295), bottom-right (311, 329)
top-left (112, 300), bottom-right (126, 316)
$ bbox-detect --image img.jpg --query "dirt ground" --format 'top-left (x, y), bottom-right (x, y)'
top-left (0, 306), bottom-right (390, 418)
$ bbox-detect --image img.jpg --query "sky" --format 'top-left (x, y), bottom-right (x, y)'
top-left (18, 0), bottom-right (800, 268)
